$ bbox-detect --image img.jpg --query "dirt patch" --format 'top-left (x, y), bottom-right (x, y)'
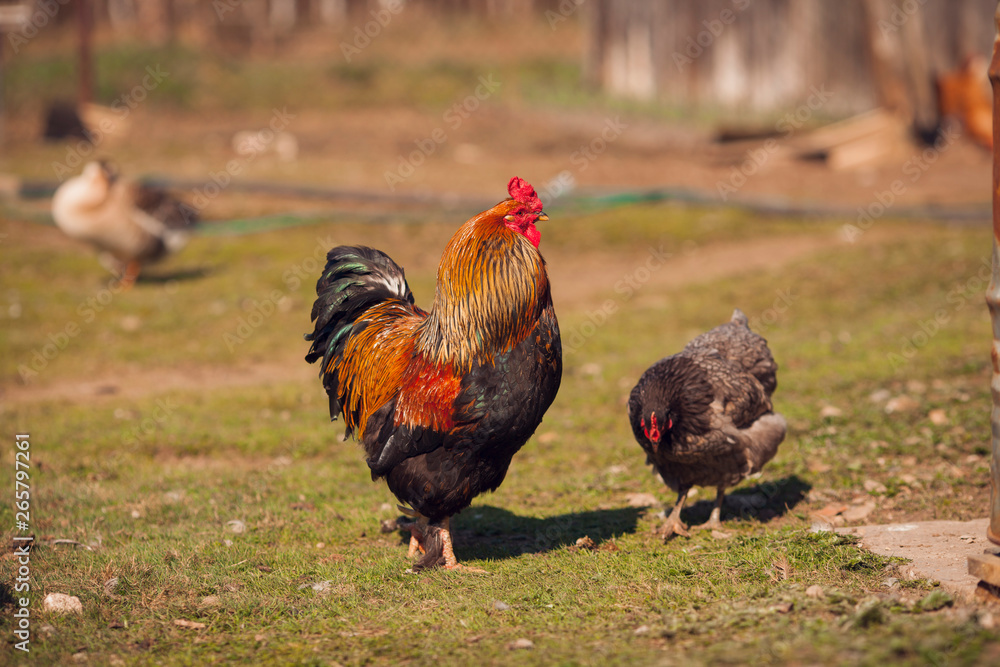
top-left (5, 358), bottom-right (313, 406)
top-left (6, 225), bottom-right (899, 407)
top-left (840, 519), bottom-right (994, 602)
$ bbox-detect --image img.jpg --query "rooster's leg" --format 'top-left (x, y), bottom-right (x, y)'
top-left (659, 489), bottom-right (691, 540)
top-left (407, 515), bottom-right (429, 558)
top-left (441, 517), bottom-right (487, 574)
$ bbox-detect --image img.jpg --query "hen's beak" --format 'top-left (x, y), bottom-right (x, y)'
top-left (537, 213), bottom-right (549, 221)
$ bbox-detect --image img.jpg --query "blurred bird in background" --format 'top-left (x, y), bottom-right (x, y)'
top-left (51, 161), bottom-right (198, 288)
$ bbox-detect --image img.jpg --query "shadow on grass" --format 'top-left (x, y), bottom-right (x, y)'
top-left (137, 266), bottom-right (213, 284)
top-left (391, 505), bottom-right (644, 562)
top-left (679, 474), bottom-right (812, 527)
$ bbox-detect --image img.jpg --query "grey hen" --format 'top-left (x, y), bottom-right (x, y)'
top-left (628, 309), bottom-right (786, 539)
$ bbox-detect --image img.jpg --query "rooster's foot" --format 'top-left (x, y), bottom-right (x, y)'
top-left (406, 532), bottom-right (426, 558)
top-left (405, 512), bottom-right (430, 559)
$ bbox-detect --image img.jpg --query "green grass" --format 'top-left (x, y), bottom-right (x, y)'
top-left (1, 204), bottom-right (998, 665)
top-left (1, 19), bottom-right (796, 126)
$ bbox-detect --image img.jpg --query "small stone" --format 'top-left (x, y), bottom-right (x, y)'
top-left (72, 652), bottom-right (88, 663)
top-left (806, 585), bottom-right (824, 599)
top-left (863, 480), bottom-right (887, 494)
top-left (634, 625), bottom-right (650, 635)
top-left (869, 389), bottom-right (891, 403)
top-left (43, 593), bottom-right (83, 614)
top-left (380, 519), bottom-right (398, 533)
top-left (814, 503), bottom-right (847, 518)
top-left (200, 595), bottom-right (220, 607)
top-left (103, 577), bottom-right (120, 596)
top-left (885, 396), bottom-right (919, 414)
top-left (493, 600), bottom-right (511, 611)
top-left (574, 536), bottom-right (596, 550)
top-left (119, 315), bottom-right (142, 332)
top-left (842, 502), bottom-right (876, 522)
top-left (227, 520), bottom-right (246, 534)
top-left (819, 405), bottom-right (843, 418)
top-left (298, 580), bottom-right (332, 592)
top-left (979, 612), bottom-right (996, 629)
top-left (928, 409), bottom-right (949, 426)
top-left (625, 493), bottom-right (659, 507)
top-left (508, 638), bottom-right (534, 650)
top-left (131, 510), bottom-right (141, 519)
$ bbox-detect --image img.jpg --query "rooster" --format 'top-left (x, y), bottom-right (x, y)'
top-left (305, 177), bottom-right (561, 571)
top-left (51, 161), bottom-right (197, 288)
top-left (628, 309), bottom-right (786, 539)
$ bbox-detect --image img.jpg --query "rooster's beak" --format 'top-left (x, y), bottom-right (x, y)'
top-left (536, 213), bottom-right (549, 221)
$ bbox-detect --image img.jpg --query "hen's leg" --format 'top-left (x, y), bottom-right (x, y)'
top-left (659, 488), bottom-right (691, 540)
top-left (441, 517), bottom-right (487, 573)
top-left (700, 486), bottom-right (726, 530)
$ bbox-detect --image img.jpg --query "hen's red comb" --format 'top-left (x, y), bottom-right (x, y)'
top-left (507, 177), bottom-right (543, 212)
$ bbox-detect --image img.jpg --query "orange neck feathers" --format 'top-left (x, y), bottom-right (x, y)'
top-left (417, 200), bottom-right (549, 370)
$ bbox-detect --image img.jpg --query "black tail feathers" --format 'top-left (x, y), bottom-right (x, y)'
top-left (304, 246), bottom-right (415, 416)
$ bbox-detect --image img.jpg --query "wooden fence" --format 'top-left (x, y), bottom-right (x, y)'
top-left (585, 0), bottom-right (997, 120)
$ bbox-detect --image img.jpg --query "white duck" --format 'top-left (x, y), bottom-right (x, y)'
top-left (51, 161), bottom-right (197, 288)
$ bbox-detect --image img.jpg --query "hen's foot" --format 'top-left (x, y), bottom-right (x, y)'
top-left (691, 508), bottom-right (724, 532)
top-left (658, 517), bottom-right (691, 541)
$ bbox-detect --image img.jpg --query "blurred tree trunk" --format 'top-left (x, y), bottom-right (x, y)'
top-left (76, 0), bottom-right (93, 106)
top-left (861, 0), bottom-right (937, 132)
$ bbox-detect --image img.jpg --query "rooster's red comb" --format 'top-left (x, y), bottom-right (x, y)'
top-left (507, 177), bottom-right (543, 213)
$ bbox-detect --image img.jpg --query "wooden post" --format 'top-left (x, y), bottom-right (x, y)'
top-left (76, 0), bottom-right (93, 106)
top-left (988, 1), bottom-right (1000, 546)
